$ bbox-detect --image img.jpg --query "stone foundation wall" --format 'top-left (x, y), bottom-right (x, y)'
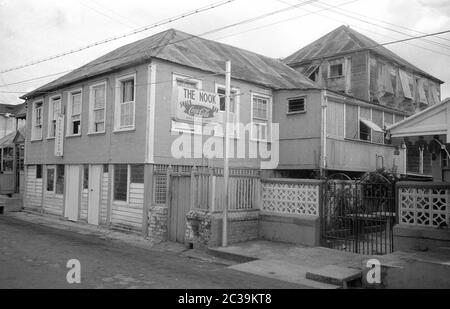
top-left (185, 210), bottom-right (259, 248)
top-left (148, 206), bottom-right (168, 243)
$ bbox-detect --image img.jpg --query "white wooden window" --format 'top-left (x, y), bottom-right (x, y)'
top-left (115, 74), bottom-right (136, 131)
top-left (251, 93), bottom-right (271, 142)
top-left (113, 164), bottom-right (144, 203)
top-left (287, 97), bottom-right (306, 114)
top-left (46, 166), bottom-right (56, 193)
top-left (31, 100), bottom-right (43, 141)
top-left (171, 73), bottom-right (203, 134)
top-left (214, 83), bottom-right (240, 137)
top-left (89, 82), bottom-right (106, 134)
top-left (48, 95), bottom-right (61, 138)
top-left (329, 60), bottom-right (344, 78)
top-left (67, 89), bottom-right (82, 136)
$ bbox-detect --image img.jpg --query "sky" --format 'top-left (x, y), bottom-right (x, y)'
top-left (1, 0), bottom-right (450, 104)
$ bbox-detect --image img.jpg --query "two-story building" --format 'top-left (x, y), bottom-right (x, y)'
top-left (281, 25), bottom-right (444, 179)
top-left (20, 29), bottom-right (320, 240)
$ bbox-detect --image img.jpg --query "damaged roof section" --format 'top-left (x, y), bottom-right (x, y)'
top-left (23, 29), bottom-right (320, 99)
top-left (283, 25), bottom-right (443, 84)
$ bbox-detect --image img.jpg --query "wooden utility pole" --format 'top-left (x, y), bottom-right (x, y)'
top-left (222, 61), bottom-right (231, 247)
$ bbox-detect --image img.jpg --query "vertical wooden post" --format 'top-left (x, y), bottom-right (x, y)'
top-left (106, 164), bottom-right (113, 226)
top-left (142, 164), bottom-right (154, 238)
top-left (41, 164), bottom-right (47, 214)
top-left (209, 167), bottom-right (216, 213)
top-left (190, 166), bottom-right (197, 211)
top-left (166, 165), bottom-right (173, 240)
top-left (222, 60), bottom-right (231, 247)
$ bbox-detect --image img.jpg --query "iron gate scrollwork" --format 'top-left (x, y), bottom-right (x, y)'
top-left (321, 172), bottom-right (396, 255)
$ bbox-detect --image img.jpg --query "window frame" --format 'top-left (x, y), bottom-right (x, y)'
top-left (287, 96), bottom-right (307, 115)
top-left (114, 73), bottom-right (136, 132)
top-left (66, 88), bottom-right (83, 137)
top-left (213, 83), bottom-right (240, 138)
top-left (46, 165), bottom-right (56, 194)
top-left (250, 92), bottom-right (272, 143)
top-left (89, 81), bottom-right (107, 135)
top-left (328, 61), bottom-right (345, 79)
top-left (31, 100), bottom-right (44, 141)
top-left (47, 94), bottom-right (62, 139)
top-left (113, 164), bottom-right (130, 204)
top-left (171, 73), bottom-right (203, 134)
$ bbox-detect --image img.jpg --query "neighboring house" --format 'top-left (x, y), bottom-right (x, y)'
top-left (20, 29), bottom-right (318, 237)
top-left (281, 25), bottom-right (444, 179)
top-left (0, 103), bottom-right (26, 139)
top-left (388, 98), bottom-right (450, 182)
top-left (0, 103), bottom-right (26, 195)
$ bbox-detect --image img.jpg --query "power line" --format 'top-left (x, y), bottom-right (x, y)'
top-left (275, 0), bottom-right (450, 58)
top-left (2, 27), bottom-right (450, 95)
top-left (0, 72), bottom-right (226, 95)
top-left (88, 0), bottom-right (142, 28)
top-left (311, 1), bottom-right (450, 51)
top-left (0, 71), bottom-right (72, 88)
top-left (78, 0), bottom-right (137, 29)
top-left (0, 0), bottom-right (237, 74)
top-left (1, 0), bottom-right (320, 91)
top-left (316, 0), bottom-right (450, 44)
top-left (287, 28), bottom-right (450, 65)
top-left (212, 0), bottom-right (360, 43)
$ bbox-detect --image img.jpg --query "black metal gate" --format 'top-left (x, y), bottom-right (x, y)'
top-left (321, 172), bottom-right (396, 255)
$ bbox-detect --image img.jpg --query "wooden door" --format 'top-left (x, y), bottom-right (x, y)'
top-left (169, 175), bottom-right (191, 243)
top-left (88, 165), bottom-right (102, 225)
top-left (64, 165), bottom-right (80, 222)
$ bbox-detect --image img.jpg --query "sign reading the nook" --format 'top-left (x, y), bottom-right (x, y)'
top-left (55, 114), bottom-right (64, 157)
top-left (175, 87), bottom-right (219, 123)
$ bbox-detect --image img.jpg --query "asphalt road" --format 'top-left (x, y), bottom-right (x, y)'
top-left (0, 215), bottom-right (304, 289)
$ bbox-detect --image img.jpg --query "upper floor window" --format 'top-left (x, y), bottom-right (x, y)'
top-left (329, 63), bottom-right (344, 78)
top-left (67, 90), bottom-right (82, 136)
top-left (89, 82), bottom-right (106, 134)
top-left (115, 74), bottom-right (135, 131)
top-left (48, 95), bottom-right (61, 138)
top-left (288, 97), bottom-right (306, 114)
top-left (251, 93), bottom-right (271, 142)
top-left (31, 101), bottom-right (43, 141)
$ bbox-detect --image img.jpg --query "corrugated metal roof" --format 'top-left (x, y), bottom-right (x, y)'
top-left (284, 25), bottom-right (443, 83)
top-left (23, 29), bottom-right (319, 99)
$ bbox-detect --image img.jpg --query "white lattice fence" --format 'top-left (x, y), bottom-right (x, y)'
top-left (261, 179), bottom-right (320, 217)
top-left (398, 183), bottom-right (450, 228)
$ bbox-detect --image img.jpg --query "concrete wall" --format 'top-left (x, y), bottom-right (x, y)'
top-left (259, 213), bottom-right (320, 247)
top-left (394, 225), bottom-right (450, 252)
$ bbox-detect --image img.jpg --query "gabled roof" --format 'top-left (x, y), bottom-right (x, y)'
top-left (22, 29), bottom-right (319, 99)
top-left (283, 25), bottom-right (443, 83)
top-left (388, 98), bottom-right (450, 139)
top-left (0, 103), bottom-right (23, 115)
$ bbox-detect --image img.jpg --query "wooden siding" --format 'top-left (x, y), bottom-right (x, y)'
top-left (43, 192), bottom-right (64, 216)
top-left (100, 172), bottom-right (109, 225)
top-left (110, 183), bottom-right (144, 232)
top-left (326, 101), bottom-right (345, 138)
top-left (24, 165), bottom-right (43, 210)
top-left (80, 190), bottom-right (88, 221)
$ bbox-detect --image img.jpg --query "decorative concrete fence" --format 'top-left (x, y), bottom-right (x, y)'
top-left (398, 182), bottom-right (449, 228)
top-left (261, 179), bottom-right (320, 217)
top-left (394, 181), bottom-right (450, 252)
top-left (185, 173), bottom-right (322, 247)
top-left (259, 179), bottom-right (322, 246)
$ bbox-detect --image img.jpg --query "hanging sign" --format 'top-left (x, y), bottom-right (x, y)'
top-left (175, 86), bottom-right (219, 123)
top-left (54, 114), bottom-right (64, 157)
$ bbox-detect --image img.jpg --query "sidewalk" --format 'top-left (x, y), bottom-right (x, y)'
top-left (209, 240), bottom-right (450, 288)
top-left (6, 211), bottom-right (233, 266)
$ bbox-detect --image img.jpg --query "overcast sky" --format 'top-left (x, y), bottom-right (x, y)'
top-left (1, 0), bottom-right (450, 104)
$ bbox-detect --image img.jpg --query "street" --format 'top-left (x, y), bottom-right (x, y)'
top-left (0, 215), bottom-right (303, 289)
